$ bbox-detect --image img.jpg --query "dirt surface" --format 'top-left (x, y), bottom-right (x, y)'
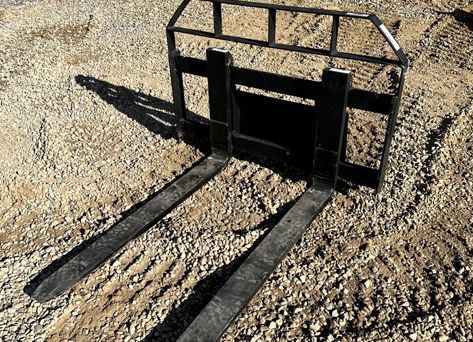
top-left (1, 0), bottom-right (473, 341)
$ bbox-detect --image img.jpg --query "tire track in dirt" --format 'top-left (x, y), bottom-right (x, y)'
top-left (380, 93), bottom-right (473, 236)
top-left (42, 155), bottom-right (306, 340)
top-left (408, 3), bottom-right (473, 66)
top-left (43, 233), bottom-right (180, 340)
top-left (374, 9), bottom-right (473, 223)
top-left (429, 0), bottom-right (471, 13)
top-left (359, 100), bottom-right (473, 335)
top-left (268, 12), bottom-right (330, 79)
top-left (427, 20), bottom-right (473, 69)
top-left (390, 92), bottom-right (472, 225)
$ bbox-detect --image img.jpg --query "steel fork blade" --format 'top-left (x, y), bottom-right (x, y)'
top-left (32, 152), bottom-right (229, 303)
top-left (178, 182), bottom-right (333, 341)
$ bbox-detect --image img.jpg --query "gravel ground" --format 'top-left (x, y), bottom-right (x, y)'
top-left (1, 0), bottom-right (473, 341)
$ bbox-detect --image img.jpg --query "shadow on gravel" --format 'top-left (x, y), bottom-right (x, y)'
top-left (74, 75), bottom-right (309, 183)
top-left (23, 166), bottom-right (203, 299)
top-left (75, 75), bottom-right (179, 140)
top-left (439, 9), bottom-right (473, 31)
top-left (25, 76), bottom-right (313, 301)
top-left (394, 115), bottom-right (455, 219)
top-left (142, 200), bottom-right (297, 342)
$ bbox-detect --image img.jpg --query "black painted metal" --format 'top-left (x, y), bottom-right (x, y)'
top-left (167, 48), bottom-right (186, 139)
top-left (178, 68), bottom-right (351, 341)
top-left (207, 48), bottom-right (233, 154)
top-left (178, 184), bottom-right (333, 342)
top-left (31, 49), bottom-right (235, 303)
top-left (167, 0), bottom-right (408, 191)
top-left (175, 56), bottom-right (394, 115)
top-left (31, 152), bottom-right (229, 303)
top-left (377, 68), bottom-right (406, 191)
top-left (313, 69), bottom-right (352, 188)
top-left (163, 2), bottom-right (409, 336)
top-left (170, 25), bottom-right (401, 67)
top-left (212, 2), bottom-right (222, 36)
top-left (268, 8), bottom-right (276, 45)
top-left (330, 15), bottom-right (339, 54)
top-left (168, 0), bottom-right (408, 68)
top-left (173, 55), bottom-right (393, 189)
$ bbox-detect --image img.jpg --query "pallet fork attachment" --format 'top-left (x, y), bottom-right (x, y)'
top-left (30, 49), bottom-right (234, 303)
top-left (30, 0), bottom-right (408, 339)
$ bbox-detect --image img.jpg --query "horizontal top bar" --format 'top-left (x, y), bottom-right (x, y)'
top-left (168, 0), bottom-right (409, 68)
top-left (203, 0), bottom-right (372, 18)
top-left (169, 26), bottom-right (402, 67)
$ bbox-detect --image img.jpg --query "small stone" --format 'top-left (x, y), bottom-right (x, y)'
top-left (409, 333), bottom-right (418, 340)
top-left (250, 335), bottom-right (260, 342)
top-left (310, 322), bottom-right (321, 332)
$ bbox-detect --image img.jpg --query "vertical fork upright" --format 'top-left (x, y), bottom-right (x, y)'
top-left (178, 68), bottom-right (352, 342)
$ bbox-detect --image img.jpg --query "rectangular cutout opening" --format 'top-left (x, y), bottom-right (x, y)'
top-left (221, 5), bottom-right (267, 41)
top-left (175, 0), bottom-right (214, 32)
top-left (336, 17), bottom-right (398, 60)
top-left (344, 108), bottom-right (388, 169)
top-left (276, 12), bottom-right (332, 51)
top-left (236, 85), bottom-right (314, 106)
top-left (183, 74), bottom-right (210, 124)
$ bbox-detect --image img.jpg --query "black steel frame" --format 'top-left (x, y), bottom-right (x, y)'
top-left (169, 0), bottom-right (408, 67)
top-left (164, 4), bottom-right (408, 337)
top-left (30, 2), bottom-right (407, 340)
top-left (167, 0), bottom-right (408, 191)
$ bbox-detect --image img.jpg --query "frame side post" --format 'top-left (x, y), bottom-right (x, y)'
top-left (268, 8), bottom-right (276, 45)
top-left (377, 66), bottom-right (406, 191)
top-left (330, 15), bottom-right (339, 54)
top-left (340, 113), bottom-right (349, 162)
top-left (167, 30), bottom-right (187, 139)
top-left (213, 2), bottom-right (223, 36)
